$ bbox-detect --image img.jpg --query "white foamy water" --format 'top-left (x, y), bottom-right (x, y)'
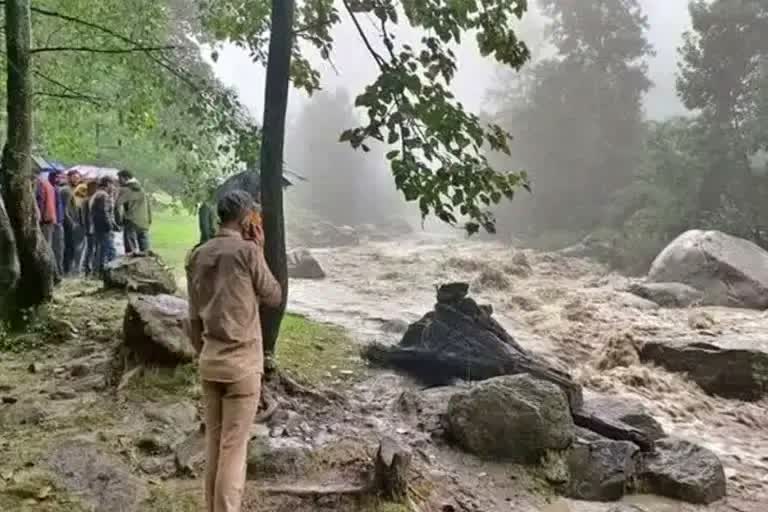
top-left (288, 233), bottom-right (768, 509)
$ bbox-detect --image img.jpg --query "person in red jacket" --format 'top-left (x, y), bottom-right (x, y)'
top-left (35, 172), bottom-right (57, 246)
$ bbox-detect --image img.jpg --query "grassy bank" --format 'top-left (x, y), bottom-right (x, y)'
top-left (0, 278), bottom-right (364, 511)
top-left (150, 209), bottom-right (198, 274)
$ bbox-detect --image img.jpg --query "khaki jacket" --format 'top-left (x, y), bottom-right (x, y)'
top-left (185, 228), bottom-right (281, 382)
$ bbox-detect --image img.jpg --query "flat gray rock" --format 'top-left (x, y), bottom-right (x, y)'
top-left (639, 336), bottom-right (768, 400)
top-left (639, 437), bottom-right (726, 504)
top-left (46, 440), bottom-right (148, 512)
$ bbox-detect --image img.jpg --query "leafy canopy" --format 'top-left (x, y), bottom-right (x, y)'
top-left (198, 0), bottom-right (533, 234)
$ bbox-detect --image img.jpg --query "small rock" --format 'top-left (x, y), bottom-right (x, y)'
top-left (628, 282), bottom-right (703, 308)
top-left (46, 440), bottom-right (148, 512)
top-left (144, 401), bottom-right (198, 432)
top-left (139, 457), bottom-right (169, 476)
top-left (0, 402), bottom-right (47, 426)
top-left (1, 396), bottom-right (18, 404)
top-left (28, 363), bottom-right (41, 374)
top-left (688, 311), bottom-right (716, 331)
top-left (639, 437), bottom-right (726, 504)
top-left (70, 364), bottom-right (91, 378)
top-left (136, 435), bottom-right (173, 456)
top-left (174, 429), bottom-right (206, 476)
top-left (246, 437), bottom-right (311, 478)
top-left (49, 389), bottom-right (78, 401)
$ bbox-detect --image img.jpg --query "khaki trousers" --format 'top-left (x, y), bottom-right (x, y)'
top-left (203, 373), bottom-right (261, 512)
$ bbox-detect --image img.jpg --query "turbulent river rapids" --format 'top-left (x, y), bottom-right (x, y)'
top-left (288, 232), bottom-right (768, 511)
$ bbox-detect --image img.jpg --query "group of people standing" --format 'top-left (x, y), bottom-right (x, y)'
top-left (35, 169), bottom-right (152, 278)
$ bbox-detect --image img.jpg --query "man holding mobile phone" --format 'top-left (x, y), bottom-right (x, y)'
top-left (185, 190), bottom-right (281, 512)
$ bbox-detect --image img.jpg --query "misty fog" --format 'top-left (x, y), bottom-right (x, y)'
top-left (212, 0), bottom-right (765, 275)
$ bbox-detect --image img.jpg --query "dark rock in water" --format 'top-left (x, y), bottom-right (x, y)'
top-left (363, 283), bottom-right (583, 410)
top-left (573, 392), bottom-right (665, 451)
top-left (627, 282), bottom-right (703, 308)
top-left (104, 254), bottom-right (177, 295)
top-left (297, 222), bottom-right (360, 248)
top-left (639, 437), bottom-right (726, 504)
top-left (123, 294), bottom-right (195, 366)
top-left (560, 233), bottom-right (616, 263)
top-left (436, 282), bottom-right (469, 303)
top-left (648, 230), bottom-right (768, 309)
top-left (46, 440), bottom-right (148, 512)
top-left (246, 437), bottom-right (311, 478)
top-left (446, 374), bottom-right (574, 463)
top-left (287, 248), bottom-right (325, 279)
top-left (557, 434), bottom-right (640, 501)
top-left (639, 336), bottom-right (768, 401)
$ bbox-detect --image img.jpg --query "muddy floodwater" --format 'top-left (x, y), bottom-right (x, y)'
top-left (289, 233), bottom-right (768, 511)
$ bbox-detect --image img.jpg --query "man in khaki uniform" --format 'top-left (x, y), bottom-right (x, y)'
top-left (185, 190), bottom-right (281, 512)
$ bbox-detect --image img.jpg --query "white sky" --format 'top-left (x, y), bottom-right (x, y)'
top-left (210, 0), bottom-right (691, 125)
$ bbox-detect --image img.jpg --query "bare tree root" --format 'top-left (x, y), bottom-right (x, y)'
top-left (269, 368), bottom-right (344, 405)
top-left (254, 385), bottom-right (279, 423)
top-left (254, 483), bottom-right (368, 497)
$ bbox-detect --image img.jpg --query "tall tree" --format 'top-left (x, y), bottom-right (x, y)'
top-left (490, 0), bottom-right (653, 235)
top-left (677, 0), bottom-right (768, 226)
top-left (0, 194), bottom-right (19, 310)
top-left (259, 0), bottom-right (295, 358)
top-left (1, 0), bottom-right (55, 322)
top-left (199, 0), bottom-right (533, 357)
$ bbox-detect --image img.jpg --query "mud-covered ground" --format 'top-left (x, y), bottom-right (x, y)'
top-left (289, 232), bottom-right (768, 511)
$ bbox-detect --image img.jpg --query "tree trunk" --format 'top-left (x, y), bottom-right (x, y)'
top-left (0, 193), bottom-right (20, 308)
top-left (1, 0), bottom-right (54, 323)
top-left (259, 0), bottom-right (295, 359)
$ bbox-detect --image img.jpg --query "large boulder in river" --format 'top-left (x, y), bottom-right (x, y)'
top-left (648, 230), bottom-right (768, 309)
top-left (104, 254), bottom-right (177, 295)
top-left (299, 222), bottom-right (360, 248)
top-left (573, 391), bottom-right (665, 449)
top-left (639, 437), bottom-right (726, 504)
top-left (639, 336), bottom-right (768, 400)
top-left (554, 429), bottom-right (640, 502)
top-left (446, 374), bottom-right (574, 463)
top-left (123, 294), bottom-right (195, 366)
top-left (287, 248), bottom-right (325, 279)
top-left (627, 282), bottom-right (703, 308)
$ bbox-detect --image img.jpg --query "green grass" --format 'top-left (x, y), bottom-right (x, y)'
top-left (120, 315), bottom-right (361, 400)
top-left (150, 209), bottom-right (198, 274)
top-left (276, 314), bottom-right (365, 387)
top-left (121, 363), bottom-right (200, 403)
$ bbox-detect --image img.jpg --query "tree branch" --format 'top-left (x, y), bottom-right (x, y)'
top-left (34, 91), bottom-right (101, 104)
top-left (341, 0), bottom-right (386, 70)
top-left (31, 44), bottom-right (177, 54)
top-left (23, 3), bottom-right (172, 57)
